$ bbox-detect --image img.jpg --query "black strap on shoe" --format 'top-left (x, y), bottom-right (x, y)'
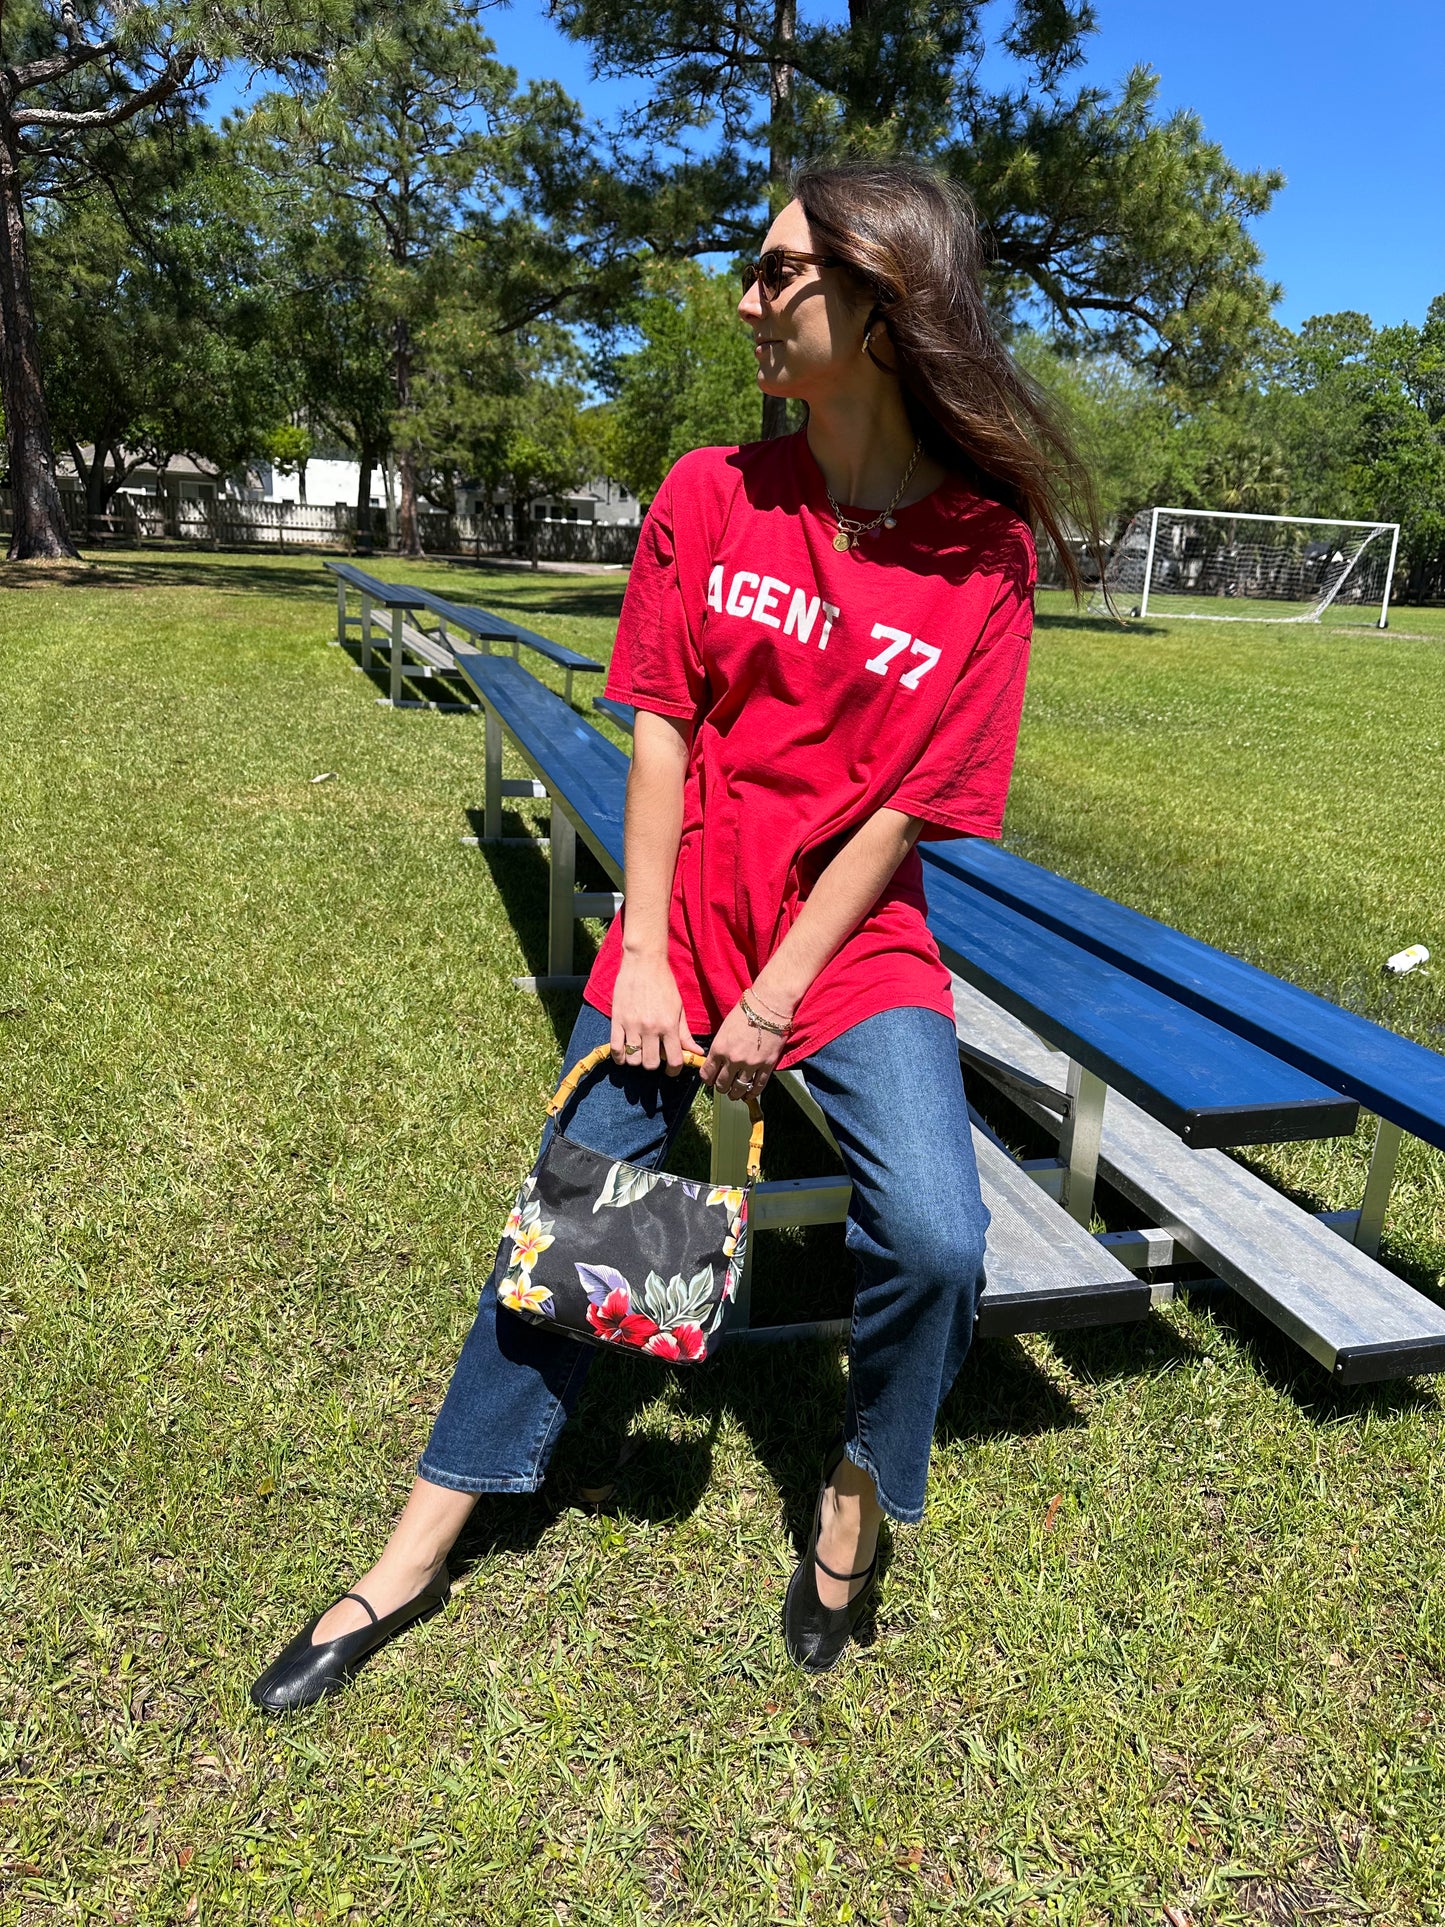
top-left (338, 1592), bottom-right (379, 1626)
top-left (814, 1547), bottom-right (878, 1584)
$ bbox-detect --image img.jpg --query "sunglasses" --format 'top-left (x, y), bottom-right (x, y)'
top-left (740, 247), bottom-right (843, 300)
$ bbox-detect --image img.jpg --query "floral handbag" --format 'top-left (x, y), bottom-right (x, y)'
top-left (494, 1043), bottom-right (763, 1364)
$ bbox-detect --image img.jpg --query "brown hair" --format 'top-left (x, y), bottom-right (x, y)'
top-left (793, 159), bottom-right (1100, 597)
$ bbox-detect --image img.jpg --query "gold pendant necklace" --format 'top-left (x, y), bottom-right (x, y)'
top-left (825, 440), bottom-right (922, 552)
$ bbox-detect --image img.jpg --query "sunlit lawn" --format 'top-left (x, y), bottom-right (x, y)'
top-left (2, 548), bottom-right (1443, 1925)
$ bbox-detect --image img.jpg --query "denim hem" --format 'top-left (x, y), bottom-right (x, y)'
top-left (416, 1457), bottom-right (543, 1497)
top-left (843, 1436), bottom-right (924, 1527)
top-left (845, 1316), bottom-right (925, 1526)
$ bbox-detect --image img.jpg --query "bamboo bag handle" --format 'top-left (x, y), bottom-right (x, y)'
top-left (547, 1042), bottom-right (765, 1183)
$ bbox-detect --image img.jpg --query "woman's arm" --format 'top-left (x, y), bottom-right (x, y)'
top-left (608, 709), bottom-right (703, 1073)
top-left (754, 807), bottom-right (924, 1019)
top-left (701, 806), bottom-right (925, 1099)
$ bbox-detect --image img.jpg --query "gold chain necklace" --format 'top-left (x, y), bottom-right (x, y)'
top-left (824, 440), bottom-right (923, 552)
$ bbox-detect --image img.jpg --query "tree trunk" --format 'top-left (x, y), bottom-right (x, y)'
top-left (761, 0), bottom-right (797, 442)
top-left (355, 444), bottom-right (375, 551)
top-left (393, 314), bottom-right (423, 557)
top-left (0, 121), bottom-right (80, 559)
top-left (397, 447), bottom-right (422, 557)
top-left (65, 433), bottom-right (109, 536)
top-left (85, 446), bottom-right (110, 534)
top-left (382, 456), bottom-right (398, 544)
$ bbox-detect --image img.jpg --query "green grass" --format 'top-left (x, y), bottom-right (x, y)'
top-left (3, 549), bottom-right (1444, 1926)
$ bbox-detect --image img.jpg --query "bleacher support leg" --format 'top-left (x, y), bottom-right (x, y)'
top-left (509, 804), bottom-right (588, 991)
top-left (389, 607), bottom-right (405, 705)
top-left (360, 595), bottom-right (373, 670)
top-left (547, 807), bottom-right (577, 978)
top-left (483, 707), bottom-right (503, 841)
top-left (1357, 1117), bottom-right (1403, 1258)
top-left (1058, 1061), bottom-right (1106, 1226)
top-left (336, 578), bottom-right (347, 646)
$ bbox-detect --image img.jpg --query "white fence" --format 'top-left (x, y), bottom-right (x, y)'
top-left (27, 491), bottom-right (641, 566)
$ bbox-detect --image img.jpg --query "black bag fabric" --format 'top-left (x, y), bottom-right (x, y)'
top-left (494, 1044), bottom-right (762, 1364)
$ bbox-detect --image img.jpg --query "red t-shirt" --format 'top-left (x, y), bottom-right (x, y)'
top-left (583, 431), bottom-right (1036, 1070)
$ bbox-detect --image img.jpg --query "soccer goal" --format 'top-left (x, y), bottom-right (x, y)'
top-left (1091, 509), bottom-right (1402, 627)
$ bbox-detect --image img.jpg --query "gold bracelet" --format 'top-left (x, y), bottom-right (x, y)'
top-left (746, 985), bottom-right (793, 1024)
top-left (740, 992), bottom-right (791, 1038)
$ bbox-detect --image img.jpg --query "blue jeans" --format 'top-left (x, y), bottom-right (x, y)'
top-left (420, 999), bottom-right (989, 1523)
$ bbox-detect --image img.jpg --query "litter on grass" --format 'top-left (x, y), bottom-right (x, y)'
top-left (1384, 944), bottom-right (1430, 975)
top-left (309, 772), bottom-right (337, 784)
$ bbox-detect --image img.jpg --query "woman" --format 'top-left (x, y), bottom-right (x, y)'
top-left (252, 158), bottom-right (1092, 1709)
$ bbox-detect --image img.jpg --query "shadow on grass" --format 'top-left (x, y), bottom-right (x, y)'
top-left (454, 579), bottom-right (627, 624)
top-left (1032, 609), bottom-right (1171, 637)
top-left (521, 1317), bottom-right (1087, 1569)
top-left (463, 810), bottom-right (609, 1049)
top-left (0, 546), bottom-right (630, 623)
top-left (0, 546), bottom-right (614, 607)
top-left (325, 632), bottom-right (487, 712)
top-left (0, 550), bottom-right (345, 601)
top-left (1047, 1301), bottom-right (1207, 1387)
top-left (1165, 1278), bottom-right (1444, 1423)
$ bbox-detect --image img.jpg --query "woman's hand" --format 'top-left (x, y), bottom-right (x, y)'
top-left (610, 950), bottom-right (702, 1075)
top-left (699, 990), bottom-right (794, 1103)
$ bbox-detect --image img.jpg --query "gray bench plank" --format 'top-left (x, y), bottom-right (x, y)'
top-left (400, 587), bottom-right (604, 699)
top-left (970, 1127), bottom-right (1155, 1336)
top-left (950, 977), bottom-right (1445, 1381)
top-left (779, 1067), bottom-right (1151, 1337)
top-left (398, 618), bottom-right (460, 675)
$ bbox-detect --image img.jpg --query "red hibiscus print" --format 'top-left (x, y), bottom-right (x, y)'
top-left (672, 1322), bottom-right (706, 1359)
top-left (585, 1288), bottom-right (659, 1346)
top-left (645, 1323), bottom-right (706, 1362)
top-left (586, 1287), bottom-right (630, 1339)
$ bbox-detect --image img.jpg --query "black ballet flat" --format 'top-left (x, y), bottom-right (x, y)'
top-left (783, 1444), bottom-right (879, 1674)
top-left (249, 1564), bottom-right (451, 1714)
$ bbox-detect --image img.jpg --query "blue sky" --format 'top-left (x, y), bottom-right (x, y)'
top-left (213, 0), bottom-right (1444, 332)
top-left (484, 0), bottom-right (1445, 329)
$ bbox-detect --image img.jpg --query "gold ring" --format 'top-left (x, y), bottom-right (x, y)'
top-left (623, 1042), bottom-right (642, 1055)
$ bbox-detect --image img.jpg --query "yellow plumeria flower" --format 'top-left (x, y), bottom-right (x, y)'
top-left (707, 1185), bottom-right (745, 1213)
top-left (500, 1275), bottom-right (552, 1315)
top-left (511, 1221), bottom-right (555, 1270)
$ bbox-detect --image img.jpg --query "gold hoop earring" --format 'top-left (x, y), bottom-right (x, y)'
top-left (860, 328), bottom-right (873, 356)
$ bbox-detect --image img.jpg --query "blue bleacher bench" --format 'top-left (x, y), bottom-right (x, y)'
top-left (921, 836), bottom-right (1445, 1257)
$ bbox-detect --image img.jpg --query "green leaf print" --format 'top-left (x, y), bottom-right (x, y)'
top-left (593, 1160), bottom-right (665, 1213)
top-left (639, 1265), bottom-right (716, 1329)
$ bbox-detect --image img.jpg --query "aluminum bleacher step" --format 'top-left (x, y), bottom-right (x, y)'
top-left (950, 977), bottom-right (1445, 1382)
top-left (772, 1068), bottom-right (1153, 1339)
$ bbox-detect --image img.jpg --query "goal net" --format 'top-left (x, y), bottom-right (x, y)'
top-left (1090, 509), bottom-right (1401, 627)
